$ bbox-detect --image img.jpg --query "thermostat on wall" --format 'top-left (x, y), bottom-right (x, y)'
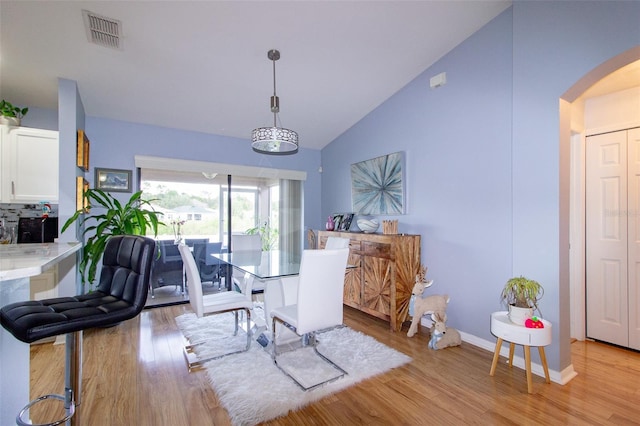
top-left (430, 72), bottom-right (447, 89)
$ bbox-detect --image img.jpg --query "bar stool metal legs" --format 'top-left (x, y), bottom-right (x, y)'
top-left (17, 331), bottom-right (82, 426)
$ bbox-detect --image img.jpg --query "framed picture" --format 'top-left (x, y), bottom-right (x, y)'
top-left (76, 130), bottom-right (90, 171)
top-left (339, 213), bottom-right (354, 231)
top-left (332, 214), bottom-right (343, 231)
top-left (95, 168), bottom-right (132, 193)
top-left (351, 152), bottom-right (405, 215)
top-left (76, 177), bottom-right (90, 212)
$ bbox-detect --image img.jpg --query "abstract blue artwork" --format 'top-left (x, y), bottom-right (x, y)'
top-left (351, 152), bottom-right (404, 215)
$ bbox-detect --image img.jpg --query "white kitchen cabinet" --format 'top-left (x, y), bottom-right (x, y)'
top-left (0, 125), bottom-right (59, 203)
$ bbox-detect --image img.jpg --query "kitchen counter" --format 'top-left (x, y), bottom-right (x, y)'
top-left (1, 241), bottom-right (81, 425)
top-left (0, 241), bottom-right (81, 280)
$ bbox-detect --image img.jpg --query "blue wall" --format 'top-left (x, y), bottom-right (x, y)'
top-left (321, 1), bottom-right (640, 374)
top-left (23, 108), bottom-right (323, 244)
top-left (84, 116), bottom-right (322, 237)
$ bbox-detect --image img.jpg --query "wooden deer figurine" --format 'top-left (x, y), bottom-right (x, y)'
top-left (407, 266), bottom-right (449, 337)
top-left (428, 312), bottom-right (461, 350)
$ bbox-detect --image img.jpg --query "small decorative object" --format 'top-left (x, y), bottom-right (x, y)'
top-left (357, 218), bottom-right (379, 233)
top-left (408, 266), bottom-right (432, 317)
top-left (500, 276), bottom-right (544, 325)
top-left (40, 202), bottom-right (52, 219)
top-left (428, 312), bottom-right (461, 350)
top-left (0, 220), bottom-right (15, 244)
top-left (171, 219), bottom-right (186, 244)
top-left (325, 215), bottom-right (335, 231)
top-left (351, 152), bottom-right (405, 215)
top-left (382, 219), bottom-right (398, 234)
top-left (407, 281), bottom-right (449, 338)
top-left (0, 99), bottom-right (28, 126)
top-left (525, 316), bottom-right (545, 329)
top-left (95, 167), bottom-right (132, 193)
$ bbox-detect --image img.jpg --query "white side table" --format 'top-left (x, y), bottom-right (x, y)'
top-left (489, 311), bottom-right (552, 394)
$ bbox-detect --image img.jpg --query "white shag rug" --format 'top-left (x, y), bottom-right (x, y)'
top-left (175, 308), bottom-right (412, 426)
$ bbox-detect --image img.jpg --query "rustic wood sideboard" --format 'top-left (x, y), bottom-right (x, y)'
top-left (318, 231), bottom-right (421, 332)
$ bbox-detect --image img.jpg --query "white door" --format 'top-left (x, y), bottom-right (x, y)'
top-left (586, 128), bottom-right (640, 350)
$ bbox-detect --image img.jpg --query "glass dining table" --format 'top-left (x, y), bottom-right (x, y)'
top-left (212, 249), bottom-right (302, 281)
top-left (211, 249), bottom-right (303, 345)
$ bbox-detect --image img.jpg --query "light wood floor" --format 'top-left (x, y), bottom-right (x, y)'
top-left (29, 305), bottom-right (640, 425)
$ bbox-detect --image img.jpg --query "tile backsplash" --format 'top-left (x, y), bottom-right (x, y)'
top-left (0, 203), bottom-right (59, 229)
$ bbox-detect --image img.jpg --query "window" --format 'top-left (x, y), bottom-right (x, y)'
top-left (138, 165), bottom-right (303, 254)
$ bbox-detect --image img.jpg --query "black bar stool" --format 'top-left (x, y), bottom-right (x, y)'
top-left (0, 235), bottom-right (155, 426)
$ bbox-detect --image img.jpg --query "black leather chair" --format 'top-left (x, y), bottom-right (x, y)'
top-left (150, 239), bottom-right (184, 297)
top-left (0, 235), bottom-right (155, 426)
top-left (193, 242), bottom-right (224, 286)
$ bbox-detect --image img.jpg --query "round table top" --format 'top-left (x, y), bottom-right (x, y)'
top-left (490, 311), bottom-right (552, 346)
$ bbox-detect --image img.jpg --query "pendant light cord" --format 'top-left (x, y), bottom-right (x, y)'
top-left (272, 55), bottom-right (278, 127)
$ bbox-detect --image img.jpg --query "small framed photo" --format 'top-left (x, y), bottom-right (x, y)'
top-left (332, 214), bottom-right (343, 231)
top-left (339, 213), bottom-right (354, 231)
top-left (95, 168), bottom-right (132, 193)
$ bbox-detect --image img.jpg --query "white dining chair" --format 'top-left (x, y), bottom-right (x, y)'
top-left (231, 234), bottom-right (265, 294)
top-left (232, 234), bottom-right (262, 251)
top-left (269, 247), bottom-right (350, 390)
top-left (178, 244), bottom-right (254, 371)
top-left (325, 236), bottom-right (350, 249)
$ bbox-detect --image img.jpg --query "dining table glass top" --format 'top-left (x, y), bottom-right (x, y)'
top-left (212, 250), bottom-right (302, 280)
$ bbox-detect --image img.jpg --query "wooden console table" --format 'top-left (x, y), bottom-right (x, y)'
top-left (318, 231), bottom-right (421, 331)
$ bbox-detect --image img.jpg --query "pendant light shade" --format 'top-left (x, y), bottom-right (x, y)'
top-left (251, 49), bottom-right (299, 155)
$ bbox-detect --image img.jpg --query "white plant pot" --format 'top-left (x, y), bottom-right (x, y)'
top-left (508, 305), bottom-right (533, 325)
top-left (0, 116), bottom-right (20, 126)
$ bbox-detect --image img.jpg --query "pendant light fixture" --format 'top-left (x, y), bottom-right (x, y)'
top-left (251, 49), bottom-right (299, 155)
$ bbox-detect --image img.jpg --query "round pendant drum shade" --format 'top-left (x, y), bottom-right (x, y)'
top-left (251, 127), bottom-right (299, 154)
top-left (251, 49), bottom-right (299, 155)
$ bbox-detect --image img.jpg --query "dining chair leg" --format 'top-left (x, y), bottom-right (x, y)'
top-left (183, 308), bottom-right (252, 371)
top-left (270, 317), bottom-right (347, 391)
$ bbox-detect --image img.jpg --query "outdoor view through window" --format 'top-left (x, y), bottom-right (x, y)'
top-left (140, 175), bottom-right (277, 249)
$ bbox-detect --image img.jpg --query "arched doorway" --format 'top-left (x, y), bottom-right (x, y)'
top-left (563, 47), bottom-right (640, 343)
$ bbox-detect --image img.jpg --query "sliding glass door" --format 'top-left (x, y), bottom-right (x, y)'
top-left (139, 167), bottom-right (303, 305)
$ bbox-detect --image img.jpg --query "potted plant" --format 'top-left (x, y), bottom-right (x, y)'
top-left (500, 276), bottom-right (544, 325)
top-left (0, 99), bottom-right (28, 126)
top-left (245, 219), bottom-right (278, 251)
top-left (62, 189), bottom-right (163, 289)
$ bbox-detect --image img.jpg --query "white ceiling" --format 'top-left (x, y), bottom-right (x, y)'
top-left (0, 0), bottom-right (513, 150)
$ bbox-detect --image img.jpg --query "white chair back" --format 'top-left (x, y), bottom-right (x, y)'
top-left (232, 234), bottom-right (262, 251)
top-left (296, 248), bottom-right (349, 334)
top-left (178, 243), bottom-right (204, 318)
top-left (325, 236), bottom-right (350, 249)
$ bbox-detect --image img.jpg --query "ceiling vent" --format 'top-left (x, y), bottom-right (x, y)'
top-left (82, 10), bottom-right (122, 50)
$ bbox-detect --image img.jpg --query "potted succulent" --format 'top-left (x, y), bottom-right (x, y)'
top-left (62, 189), bottom-right (163, 289)
top-left (0, 99), bottom-right (28, 126)
top-left (500, 276), bottom-right (544, 325)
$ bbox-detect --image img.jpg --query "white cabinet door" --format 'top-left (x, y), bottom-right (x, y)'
top-left (5, 126), bottom-right (59, 203)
